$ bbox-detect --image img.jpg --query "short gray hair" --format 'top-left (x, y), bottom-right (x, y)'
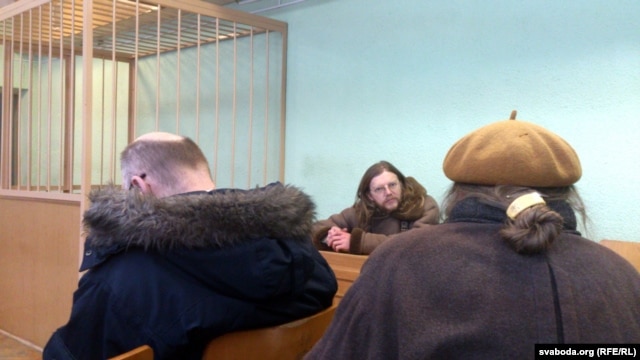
top-left (120, 133), bottom-right (210, 189)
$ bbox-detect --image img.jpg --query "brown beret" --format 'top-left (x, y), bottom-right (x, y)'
top-left (443, 111), bottom-right (582, 187)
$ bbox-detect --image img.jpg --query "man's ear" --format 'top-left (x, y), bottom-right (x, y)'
top-left (131, 175), bottom-right (152, 194)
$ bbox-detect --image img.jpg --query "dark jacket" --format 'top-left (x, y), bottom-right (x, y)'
top-left (44, 183), bottom-right (337, 360)
top-left (306, 198), bottom-right (640, 360)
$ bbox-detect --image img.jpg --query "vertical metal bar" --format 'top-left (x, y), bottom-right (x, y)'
top-left (0, 21), bottom-right (11, 189)
top-left (63, 57), bottom-right (73, 192)
top-left (155, 5), bottom-right (160, 129)
top-left (27, 9), bottom-right (33, 190)
top-left (58, 0), bottom-right (64, 192)
top-left (230, 22), bottom-right (237, 186)
top-left (16, 12), bottom-right (23, 189)
top-left (5, 25), bottom-right (16, 188)
top-left (128, 58), bottom-right (136, 144)
top-left (64, 0), bottom-right (76, 193)
top-left (36, 5), bottom-right (42, 191)
top-left (46, 2), bottom-right (53, 191)
top-left (263, 30), bottom-right (269, 185)
top-left (8, 18), bottom-right (15, 188)
top-left (128, 62), bottom-right (136, 144)
top-left (100, 60), bottom-right (105, 184)
top-left (195, 14), bottom-right (200, 142)
top-left (111, 0), bottom-right (118, 182)
top-left (247, 27), bottom-right (254, 188)
top-left (5, 16), bottom-right (19, 190)
top-left (278, 27), bottom-right (288, 182)
top-left (213, 17), bottom-right (219, 184)
top-left (175, 9), bottom-right (181, 133)
top-left (80, 0), bottom-right (95, 265)
top-left (129, 0), bottom-right (140, 142)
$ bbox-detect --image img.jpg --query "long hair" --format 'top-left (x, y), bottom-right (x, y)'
top-left (352, 161), bottom-right (426, 229)
top-left (441, 183), bottom-right (589, 254)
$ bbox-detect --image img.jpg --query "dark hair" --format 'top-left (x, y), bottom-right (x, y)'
top-left (352, 161), bottom-right (426, 229)
top-left (121, 135), bottom-right (210, 188)
top-left (441, 183), bottom-right (589, 254)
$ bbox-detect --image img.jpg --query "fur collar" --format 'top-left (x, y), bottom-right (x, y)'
top-left (83, 182), bottom-right (316, 251)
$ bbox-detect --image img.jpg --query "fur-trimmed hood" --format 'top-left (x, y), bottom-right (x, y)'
top-left (50, 184), bottom-right (336, 360)
top-left (83, 182), bottom-right (316, 251)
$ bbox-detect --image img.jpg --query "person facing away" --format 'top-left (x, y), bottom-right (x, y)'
top-left (312, 160), bottom-right (440, 255)
top-left (306, 111), bottom-right (640, 360)
top-left (43, 132), bottom-right (337, 360)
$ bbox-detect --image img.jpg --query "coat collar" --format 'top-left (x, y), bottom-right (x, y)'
top-left (447, 197), bottom-right (579, 234)
top-left (80, 182), bottom-right (316, 270)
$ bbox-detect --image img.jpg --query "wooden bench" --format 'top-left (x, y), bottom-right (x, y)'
top-left (599, 239), bottom-right (640, 272)
top-left (319, 251), bottom-right (368, 303)
top-left (202, 304), bottom-right (336, 359)
top-left (109, 345), bottom-right (153, 360)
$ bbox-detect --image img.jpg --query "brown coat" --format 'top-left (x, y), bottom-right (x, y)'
top-left (306, 200), bottom-right (640, 359)
top-left (312, 194), bottom-right (439, 255)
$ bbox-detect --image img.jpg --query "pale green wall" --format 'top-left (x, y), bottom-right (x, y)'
top-left (232, 0), bottom-right (640, 242)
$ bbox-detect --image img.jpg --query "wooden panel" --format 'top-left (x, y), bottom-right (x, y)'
top-left (203, 304), bottom-right (336, 360)
top-left (0, 331), bottom-right (42, 359)
top-left (319, 251), bottom-right (367, 303)
top-left (109, 345), bottom-right (153, 360)
top-left (0, 197), bottom-right (81, 348)
top-left (600, 239), bottom-right (640, 272)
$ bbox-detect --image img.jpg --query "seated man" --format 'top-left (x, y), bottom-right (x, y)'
top-left (313, 160), bottom-right (439, 255)
top-left (43, 132), bottom-right (337, 360)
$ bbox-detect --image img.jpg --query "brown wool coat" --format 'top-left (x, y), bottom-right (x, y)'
top-left (312, 194), bottom-right (439, 255)
top-left (305, 221), bottom-right (640, 360)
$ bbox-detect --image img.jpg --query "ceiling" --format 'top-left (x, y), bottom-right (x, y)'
top-left (1, 0), bottom-right (271, 60)
top-left (0, 0), bottom-right (239, 7)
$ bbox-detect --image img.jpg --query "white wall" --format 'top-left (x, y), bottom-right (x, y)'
top-left (232, 0), bottom-right (640, 242)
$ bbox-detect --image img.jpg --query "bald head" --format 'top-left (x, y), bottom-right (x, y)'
top-left (121, 132), bottom-right (215, 197)
top-left (134, 132), bottom-right (183, 142)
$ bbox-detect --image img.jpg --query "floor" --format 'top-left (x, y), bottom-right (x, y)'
top-left (0, 332), bottom-right (42, 360)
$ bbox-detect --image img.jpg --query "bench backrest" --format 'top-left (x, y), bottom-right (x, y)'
top-left (600, 239), bottom-right (640, 272)
top-left (319, 251), bottom-right (367, 303)
top-left (202, 304), bottom-right (337, 360)
top-left (109, 345), bottom-right (153, 360)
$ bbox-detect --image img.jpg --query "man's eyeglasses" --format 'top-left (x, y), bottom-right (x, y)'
top-left (129, 173), bottom-right (146, 190)
top-left (370, 181), bottom-right (399, 196)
